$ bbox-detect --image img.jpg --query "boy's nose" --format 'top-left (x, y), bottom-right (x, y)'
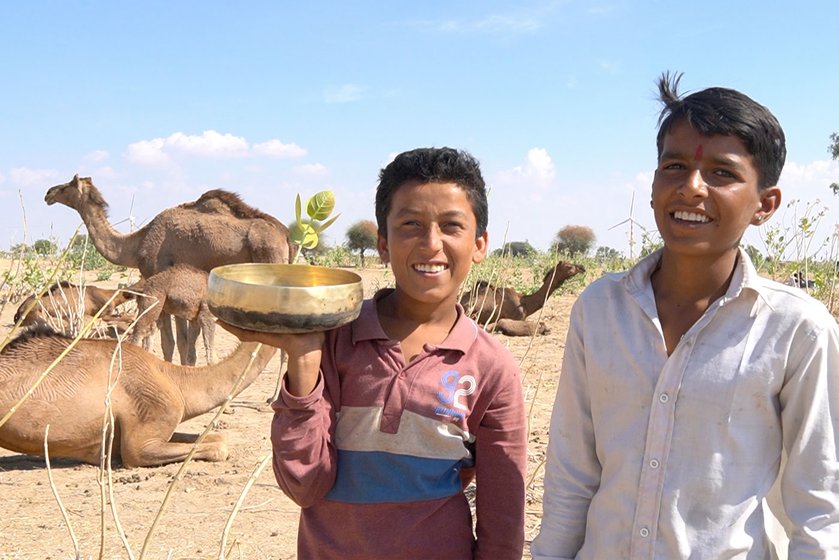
top-left (421, 225), bottom-right (444, 250)
top-left (681, 169), bottom-right (708, 196)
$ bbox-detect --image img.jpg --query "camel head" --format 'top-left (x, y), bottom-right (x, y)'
top-left (45, 174), bottom-right (109, 212)
top-left (545, 261), bottom-right (585, 291)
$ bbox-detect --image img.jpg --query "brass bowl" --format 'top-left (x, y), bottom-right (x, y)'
top-left (208, 263), bottom-right (363, 333)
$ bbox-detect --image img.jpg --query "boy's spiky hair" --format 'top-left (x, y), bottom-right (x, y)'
top-left (656, 71), bottom-right (786, 189)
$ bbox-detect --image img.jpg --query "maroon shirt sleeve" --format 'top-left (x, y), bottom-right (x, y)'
top-left (471, 333), bottom-right (528, 559)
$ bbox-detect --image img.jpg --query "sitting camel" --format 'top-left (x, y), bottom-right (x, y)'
top-left (460, 261), bottom-right (585, 336)
top-left (125, 264), bottom-right (215, 366)
top-left (13, 281), bottom-right (135, 337)
top-left (0, 326), bottom-right (276, 467)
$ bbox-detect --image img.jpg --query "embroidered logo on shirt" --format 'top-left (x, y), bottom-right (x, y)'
top-left (435, 369), bottom-right (475, 421)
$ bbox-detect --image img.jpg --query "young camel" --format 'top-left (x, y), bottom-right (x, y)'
top-left (44, 175), bottom-right (295, 364)
top-left (126, 264), bottom-right (215, 366)
top-left (13, 281), bottom-right (134, 337)
top-left (0, 326), bottom-right (276, 467)
top-left (460, 261), bottom-right (585, 336)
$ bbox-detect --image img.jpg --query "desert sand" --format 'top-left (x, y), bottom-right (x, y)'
top-left (0, 266), bottom-right (574, 559)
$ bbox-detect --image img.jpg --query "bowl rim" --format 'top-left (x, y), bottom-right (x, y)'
top-left (208, 262), bottom-right (363, 289)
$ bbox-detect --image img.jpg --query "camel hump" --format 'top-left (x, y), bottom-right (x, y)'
top-left (1, 324), bottom-right (69, 354)
top-left (37, 280), bottom-right (76, 295)
top-left (184, 189), bottom-right (285, 229)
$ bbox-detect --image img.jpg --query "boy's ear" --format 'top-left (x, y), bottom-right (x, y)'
top-left (752, 186), bottom-right (782, 225)
top-left (377, 232), bottom-right (389, 264)
top-left (472, 231), bottom-right (489, 264)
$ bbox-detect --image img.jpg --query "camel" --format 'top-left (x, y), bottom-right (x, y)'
top-left (0, 326), bottom-right (276, 467)
top-left (125, 264), bottom-right (215, 366)
top-left (44, 175), bottom-right (295, 363)
top-left (460, 261), bottom-right (585, 336)
top-left (13, 281), bottom-right (135, 338)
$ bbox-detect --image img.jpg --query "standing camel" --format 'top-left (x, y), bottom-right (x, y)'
top-left (126, 264), bottom-right (215, 365)
top-left (44, 174), bottom-right (295, 363)
top-left (14, 281), bottom-right (134, 337)
top-left (460, 261), bottom-right (585, 336)
top-left (0, 326), bottom-right (276, 467)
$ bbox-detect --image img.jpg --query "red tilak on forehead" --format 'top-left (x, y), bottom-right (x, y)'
top-left (694, 144), bottom-right (704, 160)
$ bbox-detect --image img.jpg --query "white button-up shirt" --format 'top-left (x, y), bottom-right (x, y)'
top-left (531, 249), bottom-right (839, 559)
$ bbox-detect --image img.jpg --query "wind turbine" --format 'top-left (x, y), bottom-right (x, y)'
top-left (608, 191), bottom-right (647, 259)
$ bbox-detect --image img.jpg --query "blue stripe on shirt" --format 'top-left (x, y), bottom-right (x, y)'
top-left (326, 449), bottom-right (464, 503)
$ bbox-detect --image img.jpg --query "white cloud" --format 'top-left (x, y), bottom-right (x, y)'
top-left (780, 159), bottom-right (838, 186)
top-left (126, 130), bottom-right (308, 166)
top-left (430, 13), bottom-right (542, 35)
top-left (323, 84), bottom-right (367, 104)
top-left (425, 5), bottom-right (556, 36)
top-left (293, 163), bottom-right (329, 177)
top-left (127, 138), bottom-right (171, 166)
top-left (253, 139), bottom-right (307, 159)
top-left (9, 167), bottom-right (59, 186)
top-left (166, 131), bottom-right (249, 158)
top-left (497, 148), bottom-right (556, 187)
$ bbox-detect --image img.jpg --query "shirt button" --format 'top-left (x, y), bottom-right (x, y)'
top-left (639, 527), bottom-right (650, 538)
top-left (649, 459), bottom-right (660, 469)
top-left (659, 393), bottom-right (669, 403)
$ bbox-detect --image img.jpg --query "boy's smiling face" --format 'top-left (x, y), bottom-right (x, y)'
top-left (377, 180), bottom-right (487, 309)
top-left (652, 120), bottom-right (781, 260)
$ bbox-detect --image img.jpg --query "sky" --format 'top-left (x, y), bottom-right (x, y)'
top-left (2, 1), bottom-right (838, 259)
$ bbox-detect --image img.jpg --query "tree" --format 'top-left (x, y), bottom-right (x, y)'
top-left (492, 241), bottom-right (536, 258)
top-left (345, 220), bottom-right (378, 267)
top-left (33, 238), bottom-right (57, 256)
top-left (551, 225), bottom-right (596, 257)
top-left (68, 234), bottom-right (110, 269)
top-left (595, 246), bottom-right (622, 262)
top-left (830, 132), bottom-right (839, 196)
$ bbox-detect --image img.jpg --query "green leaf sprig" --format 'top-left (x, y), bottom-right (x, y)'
top-left (290, 190), bottom-right (341, 263)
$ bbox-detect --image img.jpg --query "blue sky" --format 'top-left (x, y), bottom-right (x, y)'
top-left (2, 1), bottom-right (838, 258)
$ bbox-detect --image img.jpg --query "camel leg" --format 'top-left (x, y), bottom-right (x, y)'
top-left (158, 314), bottom-right (176, 362)
top-left (174, 316), bottom-right (196, 366)
top-left (121, 434), bottom-right (229, 467)
top-left (169, 431), bottom-right (226, 444)
top-left (199, 306), bottom-right (215, 364)
top-left (489, 319), bottom-right (550, 337)
top-left (114, 394), bottom-right (229, 466)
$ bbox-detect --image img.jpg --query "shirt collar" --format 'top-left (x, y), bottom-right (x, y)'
top-left (350, 288), bottom-right (477, 354)
top-left (622, 246), bottom-right (770, 308)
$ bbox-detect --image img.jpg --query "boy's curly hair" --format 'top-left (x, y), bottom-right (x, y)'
top-left (375, 147), bottom-right (488, 237)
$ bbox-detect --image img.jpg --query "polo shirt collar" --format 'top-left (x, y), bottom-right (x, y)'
top-left (350, 288), bottom-right (477, 354)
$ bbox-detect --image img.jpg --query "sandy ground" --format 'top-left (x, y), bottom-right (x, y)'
top-left (0, 265), bottom-right (577, 559)
top-left (0, 262), bottom-right (794, 559)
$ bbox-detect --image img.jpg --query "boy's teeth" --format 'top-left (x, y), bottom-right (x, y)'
top-left (415, 263), bottom-right (446, 273)
top-left (674, 211), bottom-right (710, 223)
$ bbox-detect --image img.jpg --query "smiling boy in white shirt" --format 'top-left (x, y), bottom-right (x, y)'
top-left (531, 72), bottom-right (839, 559)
